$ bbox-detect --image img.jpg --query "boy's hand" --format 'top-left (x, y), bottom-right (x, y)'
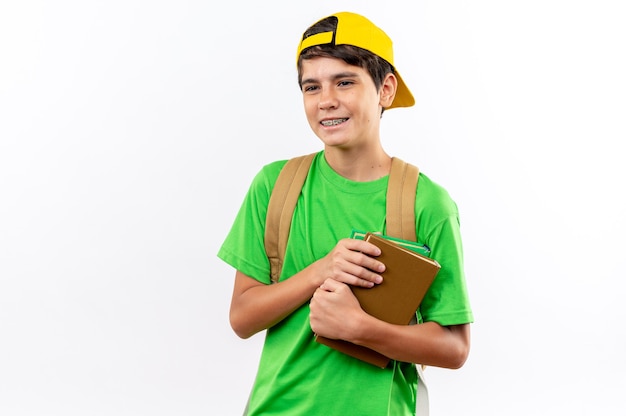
top-left (315, 238), bottom-right (385, 288)
top-left (310, 278), bottom-right (363, 340)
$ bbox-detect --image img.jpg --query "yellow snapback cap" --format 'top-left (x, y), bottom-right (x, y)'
top-left (296, 12), bottom-right (415, 109)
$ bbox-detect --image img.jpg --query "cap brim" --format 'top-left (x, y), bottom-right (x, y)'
top-left (388, 70), bottom-right (415, 109)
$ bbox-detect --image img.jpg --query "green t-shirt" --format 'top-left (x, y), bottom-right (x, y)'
top-left (218, 152), bottom-right (473, 416)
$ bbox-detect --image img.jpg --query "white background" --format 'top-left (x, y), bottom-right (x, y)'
top-left (1, 1), bottom-right (625, 415)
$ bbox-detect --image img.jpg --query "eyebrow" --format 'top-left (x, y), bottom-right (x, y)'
top-left (301, 71), bottom-right (361, 86)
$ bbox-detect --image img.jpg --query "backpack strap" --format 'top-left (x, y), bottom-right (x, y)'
top-left (387, 157), bottom-right (425, 413)
top-left (265, 153), bottom-right (316, 283)
top-left (265, 154), bottom-right (419, 284)
top-left (386, 157), bottom-right (419, 241)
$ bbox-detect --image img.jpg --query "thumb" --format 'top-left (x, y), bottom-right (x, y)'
top-left (319, 278), bottom-right (341, 292)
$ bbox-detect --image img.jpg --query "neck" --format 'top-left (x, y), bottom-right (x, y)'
top-left (323, 147), bottom-right (391, 182)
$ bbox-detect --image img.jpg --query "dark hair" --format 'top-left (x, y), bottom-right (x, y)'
top-left (297, 16), bottom-right (395, 93)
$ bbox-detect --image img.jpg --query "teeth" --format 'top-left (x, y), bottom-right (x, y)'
top-left (321, 118), bottom-right (347, 126)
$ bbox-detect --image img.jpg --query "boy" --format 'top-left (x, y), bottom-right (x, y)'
top-left (218, 11), bottom-right (473, 415)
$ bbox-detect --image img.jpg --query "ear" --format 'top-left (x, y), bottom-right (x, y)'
top-left (379, 73), bottom-right (398, 108)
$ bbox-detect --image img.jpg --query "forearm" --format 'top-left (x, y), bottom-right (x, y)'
top-left (351, 317), bottom-right (471, 369)
top-left (232, 238), bottom-right (388, 339)
top-left (229, 264), bottom-right (324, 339)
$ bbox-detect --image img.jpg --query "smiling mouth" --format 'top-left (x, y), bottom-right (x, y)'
top-left (320, 118), bottom-right (348, 127)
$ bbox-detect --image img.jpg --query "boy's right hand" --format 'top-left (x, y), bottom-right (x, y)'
top-left (315, 238), bottom-right (385, 288)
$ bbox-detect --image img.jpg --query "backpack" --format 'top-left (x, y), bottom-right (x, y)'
top-left (264, 152), bottom-right (420, 284)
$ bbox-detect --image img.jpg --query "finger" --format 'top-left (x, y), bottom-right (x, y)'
top-left (335, 267), bottom-right (382, 288)
top-left (319, 278), bottom-right (342, 292)
top-left (329, 239), bottom-right (383, 272)
top-left (341, 238), bottom-right (382, 257)
top-left (341, 253), bottom-right (384, 283)
top-left (351, 250), bottom-right (385, 273)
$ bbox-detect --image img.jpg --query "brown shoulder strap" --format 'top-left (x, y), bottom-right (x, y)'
top-left (265, 153), bottom-right (316, 283)
top-left (386, 157), bottom-right (419, 241)
top-left (265, 154), bottom-right (418, 284)
top-left (387, 157), bottom-right (422, 353)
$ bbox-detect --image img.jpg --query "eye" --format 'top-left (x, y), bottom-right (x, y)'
top-left (338, 80), bottom-right (354, 87)
top-left (303, 85), bottom-right (319, 93)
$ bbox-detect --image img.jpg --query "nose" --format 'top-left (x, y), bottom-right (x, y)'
top-left (318, 88), bottom-right (338, 110)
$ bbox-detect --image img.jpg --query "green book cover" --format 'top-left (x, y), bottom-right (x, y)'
top-left (350, 229), bottom-right (431, 256)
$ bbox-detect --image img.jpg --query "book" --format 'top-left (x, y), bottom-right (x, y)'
top-left (350, 229), bottom-right (431, 256)
top-left (315, 232), bottom-right (441, 368)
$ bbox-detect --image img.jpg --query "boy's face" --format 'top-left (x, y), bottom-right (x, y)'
top-left (300, 56), bottom-right (394, 150)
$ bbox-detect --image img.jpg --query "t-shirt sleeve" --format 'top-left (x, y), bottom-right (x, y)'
top-left (420, 214), bottom-right (474, 325)
top-left (217, 161), bottom-right (286, 284)
top-left (416, 176), bottom-right (474, 326)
